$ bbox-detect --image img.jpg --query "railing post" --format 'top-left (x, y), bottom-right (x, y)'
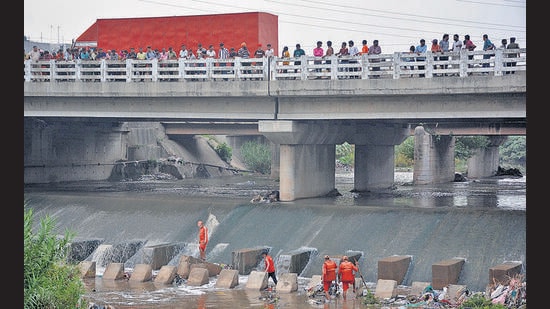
top-left (426, 53), bottom-right (433, 78)
top-left (494, 49), bottom-right (503, 77)
top-left (178, 58), bottom-right (186, 81)
top-left (392, 53), bottom-right (400, 79)
top-left (24, 60), bottom-right (32, 82)
top-left (152, 59), bottom-right (158, 82)
top-left (125, 59), bottom-right (132, 82)
top-left (459, 50), bottom-right (468, 77)
top-left (100, 59), bottom-right (106, 82)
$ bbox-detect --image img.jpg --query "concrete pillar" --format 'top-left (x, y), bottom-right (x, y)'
top-left (413, 126), bottom-right (455, 185)
top-left (467, 136), bottom-right (507, 178)
top-left (352, 122), bottom-right (409, 192)
top-left (270, 142), bottom-right (280, 179)
top-left (354, 144), bottom-right (395, 191)
top-left (279, 144), bottom-right (335, 201)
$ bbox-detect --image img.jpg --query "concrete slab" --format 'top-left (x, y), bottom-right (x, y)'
top-left (78, 260), bottom-right (96, 278)
top-left (276, 273), bottom-right (298, 293)
top-left (246, 270), bottom-right (268, 290)
top-left (142, 243), bottom-right (177, 270)
top-left (102, 263), bottom-right (125, 280)
top-left (130, 264), bottom-right (153, 282)
top-left (377, 255), bottom-right (412, 284)
top-left (432, 258), bottom-right (465, 289)
top-left (215, 269), bottom-right (239, 288)
top-left (232, 247), bottom-right (269, 275)
top-left (187, 267), bottom-right (209, 286)
top-left (489, 261), bottom-right (523, 286)
top-left (154, 265), bottom-right (178, 284)
top-left (374, 279), bottom-right (397, 299)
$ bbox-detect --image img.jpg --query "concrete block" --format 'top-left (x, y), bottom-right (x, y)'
top-left (177, 255), bottom-right (205, 279)
top-left (377, 255), bottom-right (412, 284)
top-left (129, 264), bottom-right (153, 282)
top-left (232, 248), bottom-right (269, 275)
top-left (215, 269), bottom-right (239, 288)
top-left (142, 243), bottom-right (177, 270)
top-left (187, 267), bottom-right (209, 286)
top-left (432, 258), bottom-right (465, 289)
top-left (307, 275), bottom-right (322, 292)
top-left (276, 273), bottom-right (298, 293)
top-left (375, 279), bottom-right (397, 299)
top-left (276, 248), bottom-right (315, 275)
top-left (445, 284), bottom-right (468, 305)
top-left (154, 265), bottom-right (178, 284)
top-left (489, 262), bottom-right (522, 286)
top-left (411, 281), bottom-right (432, 296)
top-left (245, 270), bottom-right (268, 290)
top-left (190, 262), bottom-right (222, 277)
top-left (78, 260), bottom-right (96, 278)
top-left (103, 262), bottom-right (125, 280)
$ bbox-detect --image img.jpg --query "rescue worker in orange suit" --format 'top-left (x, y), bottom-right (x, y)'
top-left (338, 255), bottom-right (358, 300)
top-left (261, 251), bottom-right (278, 286)
top-left (322, 255), bottom-right (338, 302)
top-left (197, 220), bottom-right (208, 260)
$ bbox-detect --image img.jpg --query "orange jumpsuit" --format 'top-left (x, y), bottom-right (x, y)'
top-left (338, 260), bottom-right (358, 292)
top-left (199, 225), bottom-right (208, 252)
top-left (322, 259), bottom-right (338, 292)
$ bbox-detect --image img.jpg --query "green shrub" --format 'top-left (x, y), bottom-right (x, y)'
top-left (215, 142), bottom-right (232, 163)
top-left (336, 142), bottom-right (354, 166)
top-left (458, 293), bottom-right (507, 308)
top-left (240, 141), bottom-right (271, 174)
top-left (24, 206), bottom-right (85, 309)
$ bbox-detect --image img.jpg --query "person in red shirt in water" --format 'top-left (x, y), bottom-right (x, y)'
top-left (322, 255), bottom-right (338, 302)
top-left (261, 251), bottom-right (278, 286)
top-left (338, 255), bottom-right (359, 300)
top-left (197, 220), bottom-right (208, 260)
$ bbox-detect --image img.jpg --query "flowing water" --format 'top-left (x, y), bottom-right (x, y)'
top-left (23, 171), bottom-right (526, 308)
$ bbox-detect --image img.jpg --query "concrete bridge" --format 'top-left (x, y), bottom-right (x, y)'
top-left (24, 51), bottom-right (526, 201)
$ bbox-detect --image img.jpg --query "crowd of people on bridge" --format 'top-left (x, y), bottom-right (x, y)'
top-left (25, 33), bottom-right (521, 64)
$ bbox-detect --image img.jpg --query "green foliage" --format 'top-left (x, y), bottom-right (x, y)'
top-left (499, 136), bottom-right (526, 169)
top-left (360, 289), bottom-right (380, 305)
top-left (395, 136), bottom-right (415, 167)
top-left (215, 142), bottom-right (232, 163)
top-left (336, 142), bottom-right (354, 166)
top-left (458, 293), bottom-right (507, 308)
top-left (455, 136), bottom-right (490, 160)
top-left (240, 141), bottom-right (271, 174)
top-left (24, 206), bottom-right (85, 309)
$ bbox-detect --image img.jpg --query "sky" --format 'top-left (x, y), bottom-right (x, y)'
top-left (24, 0), bottom-right (526, 54)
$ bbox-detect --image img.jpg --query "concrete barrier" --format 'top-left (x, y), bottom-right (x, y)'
top-left (375, 279), bottom-right (397, 299)
top-left (177, 255), bottom-right (206, 279)
top-left (78, 260), bottom-right (96, 278)
top-left (154, 265), bottom-right (178, 284)
top-left (129, 264), bottom-right (153, 282)
top-left (276, 248), bottom-right (316, 276)
top-left (215, 269), bottom-right (239, 288)
top-left (103, 263), bottom-right (125, 280)
top-left (410, 281), bottom-right (431, 296)
top-left (276, 273), bottom-right (298, 293)
top-left (432, 258), bottom-right (465, 289)
top-left (187, 267), bottom-right (209, 286)
top-left (232, 247), bottom-right (269, 275)
top-left (142, 243), bottom-right (177, 270)
top-left (377, 255), bottom-right (412, 284)
top-left (489, 261), bottom-right (523, 285)
top-left (190, 262), bottom-right (222, 277)
top-left (245, 270), bottom-right (268, 290)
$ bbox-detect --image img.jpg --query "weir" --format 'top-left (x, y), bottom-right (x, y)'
top-left (26, 187), bottom-right (526, 292)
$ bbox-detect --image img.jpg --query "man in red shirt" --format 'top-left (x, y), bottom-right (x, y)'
top-left (261, 251), bottom-right (278, 286)
top-left (322, 255), bottom-right (338, 302)
top-left (197, 220), bottom-right (208, 260)
top-left (338, 255), bottom-right (358, 300)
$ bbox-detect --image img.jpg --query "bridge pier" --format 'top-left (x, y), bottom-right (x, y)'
top-left (352, 123), bottom-right (409, 192)
top-left (467, 136), bottom-right (507, 178)
top-left (413, 126), bottom-right (456, 185)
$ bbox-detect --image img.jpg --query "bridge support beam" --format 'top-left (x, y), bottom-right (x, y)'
top-left (413, 126), bottom-right (455, 185)
top-left (467, 136), bottom-right (507, 178)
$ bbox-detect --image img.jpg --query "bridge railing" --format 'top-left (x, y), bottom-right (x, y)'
top-left (24, 48), bottom-right (525, 82)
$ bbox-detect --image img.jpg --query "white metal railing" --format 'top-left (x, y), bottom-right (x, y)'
top-left (24, 48), bottom-right (525, 82)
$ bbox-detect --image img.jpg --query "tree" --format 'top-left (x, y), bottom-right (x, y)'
top-left (240, 141), bottom-right (271, 174)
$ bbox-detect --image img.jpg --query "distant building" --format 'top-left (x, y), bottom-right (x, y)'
top-left (24, 36), bottom-right (70, 54)
top-left (74, 12), bottom-right (279, 55)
